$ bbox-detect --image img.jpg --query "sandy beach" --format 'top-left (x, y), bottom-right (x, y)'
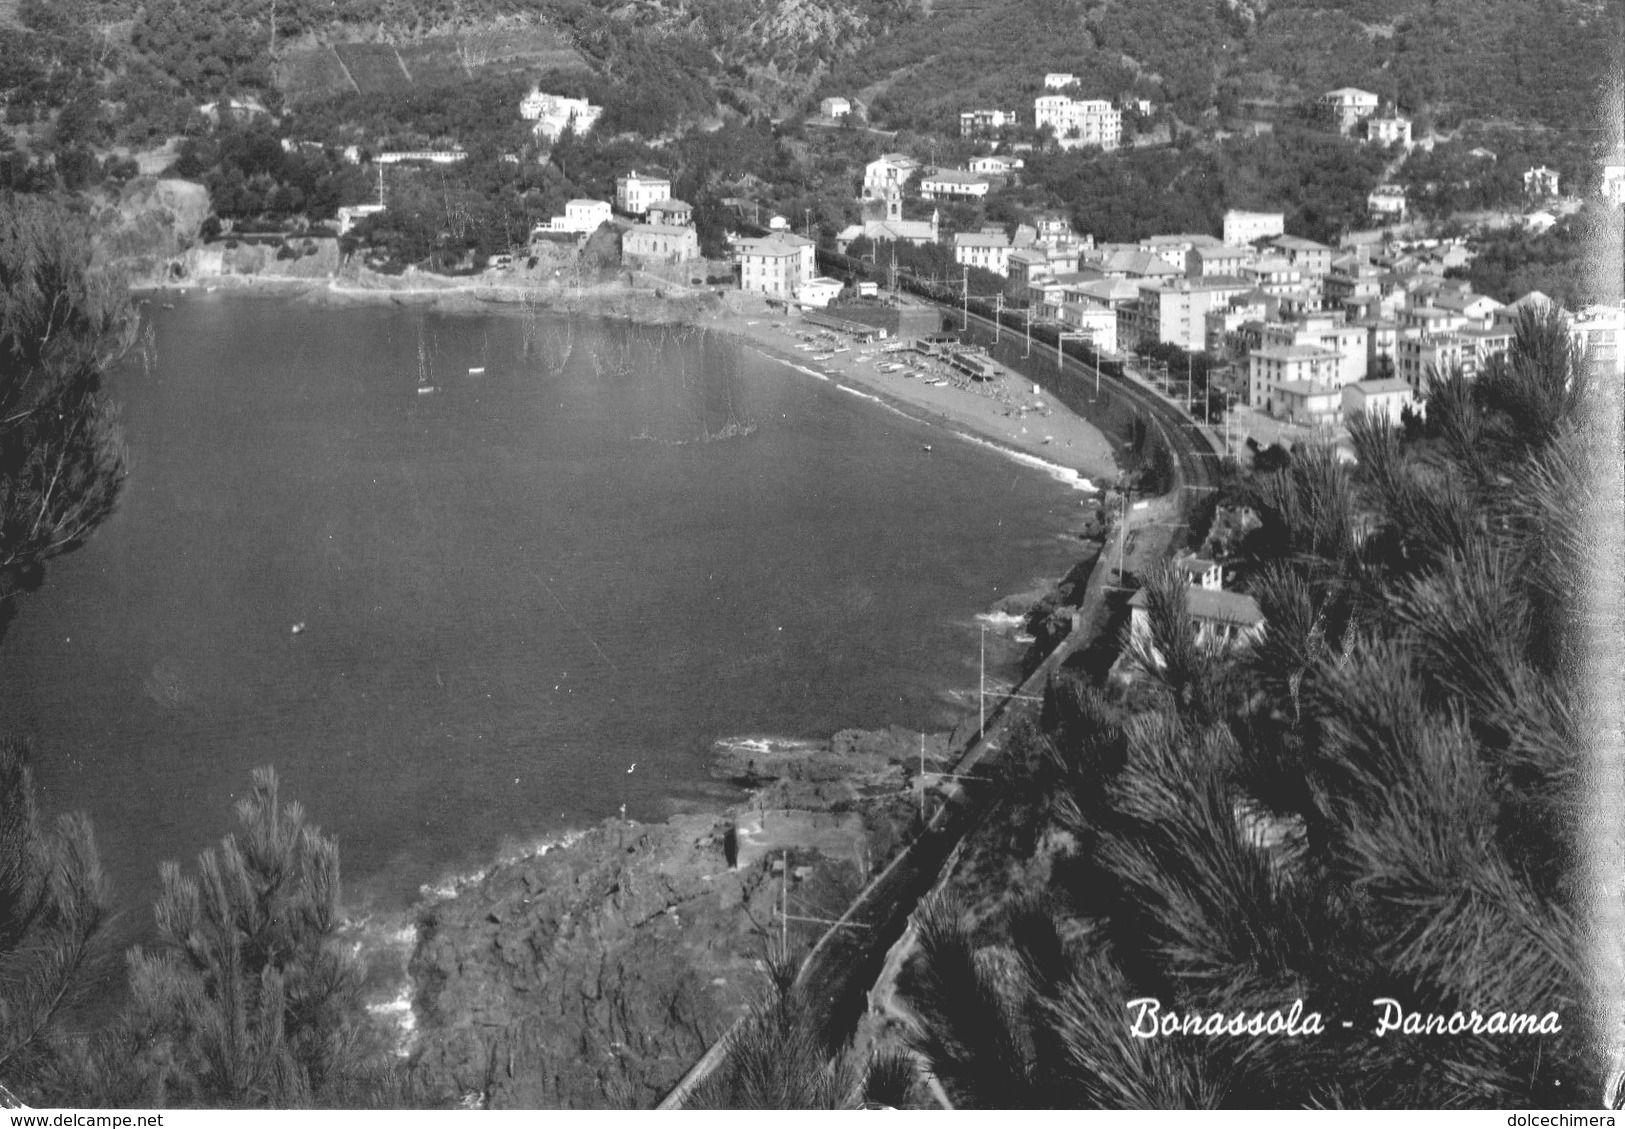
top-left (697, 298), bottom-right (1120, 489)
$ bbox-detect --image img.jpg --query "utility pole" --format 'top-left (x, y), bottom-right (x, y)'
top-left (961, 265), bottom-right (969, 331)
top-left (979, 624), bottom-right (985, 740)
top-left (1024, 306), bottom-right (1033, 359)
top-left (919, 733), bottom-right (926, 821)
top-left (994, 292), bottom-right (1003, 343)
top-left (1117, 488), bottom-right (1129, 580)
top-left (1187, 351), bottom-right (1194, 415)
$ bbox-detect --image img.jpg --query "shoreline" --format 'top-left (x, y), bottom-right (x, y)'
top-left (136, 267), bottom-right (1120, 488)
top-left (130, 267), bottom-right (1118, 1105)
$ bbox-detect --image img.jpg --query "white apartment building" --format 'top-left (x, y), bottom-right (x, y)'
top-left (953, 231), bottom-right (1012, 276)
top-left (960, 109), bottom-right (1017, 136)
top-left (1034, 95), bottom-right (1122, 151)
top-left (921, 170), bottom-right (992, 200)
top-left (1320, 87), bottom-right (1379, 133)
top-left (1260, 314), bottom-right (1367, 387)
top-left (863, 153), bottom-right (921, 199)
top-left (1365, 115), bottom-right (1412, 147)
top-left (734, 233), bottom-right (816, 299)
top-left (1222, 210), bottom-right (1285, 246)
top-left (1044, 73), bottom-right (1078, 89)
top-left (520, 90), bottom-right (603, 141)
top-left (616, 172), bottom-right (672, 215)
top-left (539, 198), bottom-right (612, 234)
top-left (1248, 344), bottom-right (1341, 409)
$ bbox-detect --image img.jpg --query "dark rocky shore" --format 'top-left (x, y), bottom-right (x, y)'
top-left (398, 550), bottom-right (1103, 1108)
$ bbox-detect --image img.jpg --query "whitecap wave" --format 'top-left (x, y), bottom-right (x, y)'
top-left (838, 384), bottom-right (881, 403)
top-left (713, 734), bottom-right (824, 758)
top-left (949, 431), bottom-right (1099, 493)
top-left (417, 828), bottom-right (588, 903)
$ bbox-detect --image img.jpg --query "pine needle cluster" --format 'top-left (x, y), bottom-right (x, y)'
top-left (903, 305), bottom-right (1608, 1109)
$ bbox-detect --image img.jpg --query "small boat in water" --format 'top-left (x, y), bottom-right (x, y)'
top-left (417, 385), bottom-right (438, 396)
top-left (468, 366), bottom-right (485, 375)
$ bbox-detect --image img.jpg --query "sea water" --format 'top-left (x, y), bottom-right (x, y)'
top-left (0, 293), bottom-right (1095, 935)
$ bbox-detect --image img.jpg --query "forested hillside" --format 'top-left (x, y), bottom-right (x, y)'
top-left (817, 0), bottom-right (1619, 135)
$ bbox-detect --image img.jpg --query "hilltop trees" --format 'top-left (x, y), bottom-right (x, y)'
top-left (900, 305), bottom-right (1606, 1107)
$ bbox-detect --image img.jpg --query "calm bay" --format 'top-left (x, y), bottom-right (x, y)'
top-left (0, 293), bottom-right (1093, 932)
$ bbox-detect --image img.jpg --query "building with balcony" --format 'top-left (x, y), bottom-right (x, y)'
top-left (954, 231), bottom-right (1012, 275)
top-left (1248, 344), bottom-right (1341, 409)
top-left (862, 153), bottom-right (921, 199)
top-left (733, 232), bottom-right (816, 298)
top-left (960, 109), bottom-right (1017, 137)
top-left (1130, 277), bottom-right (1253, 353)
top-left (1034, 96), bottom-right (1122, 151)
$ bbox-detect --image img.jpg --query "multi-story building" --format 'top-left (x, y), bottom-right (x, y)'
top-left (1204, 290), bottom-right (1274, 355)
top-left (1043, 73), bottom-right (1078, 89)
top-left (1319, 87), bottom-right (1380, 133)
top-left (1241, 256), bottom-right (1304, 297)
top-left (1523, 165), bottom-right (1561, 197)
top-left (733, 232), bottom-right (816, 298)
top-left (1248, 344), bottom-right (1341, 409)
top-left (644, 198), bottom-right (693, 227)
top-left (1267, 235), bottom-right (1335, 277)
top-left (953, 231), bottom-right (1012, 275)
top-left (1365, 115), bottom-right (1412, 147)
top-left (1033, 95), bottom-right (1122, 151)
top-left (1343, 378), bottom-right (1420, 425)
top-left (1138, 233), bottom-right (1222, 269)
top-left (1603, 156), bottom-right (1625, 206)
top-left (1261, 313), bottom-right (1367, 387)
top-left (1130, 277), bottom-right (1253, 353)
top-left (1222, 210), bottom-right (1285, 246)
top-left (537, 198), bottom-right (611, 235)
top-left (1368, 185), bottom-right (1408, 220)
top-left (1567, 303), bottom-right (1625, 376)
top-left (616, 171), bottom-right (672, 215)
top-left (960, 109), bottom-right (1017, 137)
top-left (1006, 247), bottom-right (1053, 292)
top-left (862, 153), bottom-right (921, 199)
top-left (920, 169), bottom-right (992, 200)
top-left (1187, 243), bottom-right (1257, 279)
top-left (520, 90), bottom-right (603, 141)
top-left (1396, 333), bottom-right (1468, 393)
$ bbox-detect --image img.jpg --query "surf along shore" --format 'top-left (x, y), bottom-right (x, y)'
top-left (137, 265), bottom-right (1122, 1108)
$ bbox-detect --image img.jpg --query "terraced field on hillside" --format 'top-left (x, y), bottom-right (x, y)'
top-left (278, 24), bottom-right (589, 104)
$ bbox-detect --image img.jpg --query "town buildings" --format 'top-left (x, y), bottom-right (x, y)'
top-left (1368, 185), bottom-right (1407, 220)
top-left (1365, 114), bottom-right (1412, 148)
top-left (616, 172), bottom-right (672, 215)
top-left (1320, 87), bottom-right (1380, 133)
top-left (537, 198), bottom-right (612, 235)
top-left (1523, 166), bottom-right (1561, 197)
top-left (623, 223), bottom-right (699, 262)
top-left (862, 153), bottom-right (922, 199)
top-left (733, 232), bottom-right (816, 300)
top-left (1033, 95), bottom-right (1122, 151)
top-left (921, 169), bottom-right (992, 200)
top-left (953, 231), bottom-right (1013, 275)
top-left (1222, 210), bottom-right (1284, 247)
top-left (1130, 277), bottom-right (1253, 353)
top-left (960, 109), bottom-right (1017, 137)
top-left (520, 89), bottom-right (603, 141)
top-left (1342, 378), bottom-right (1420, 425)
top-left (645, 198), bottom-right (693, 227)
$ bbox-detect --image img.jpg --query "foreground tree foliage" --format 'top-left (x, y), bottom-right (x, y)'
top-left (687, 956), bottom-right (919, 1110)
top-left (61, 768), bottom-right (411, 1108)
top-left (0, 193), bottom-right (132, 615)
top-left (902, 305), bottom-right (1605, 1108)
top-left (0, 740), bottom-right (113, 1097)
